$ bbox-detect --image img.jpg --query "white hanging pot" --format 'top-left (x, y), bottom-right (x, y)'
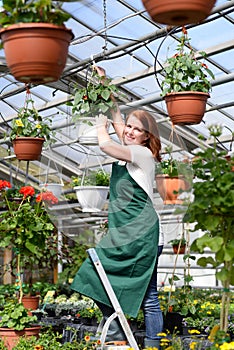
top-left (75, 117), bottom-right (110, 146)
top-left (74, 185), bottom-right (109, 212)
top-left (40, 183), bottom-right (64, 198)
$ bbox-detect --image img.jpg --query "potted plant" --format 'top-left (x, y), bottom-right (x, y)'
top-left (71, 169), bottom-right (110, 212)
top-left (168, 238), bottom-right (187, 254)
top-left (0, 180), bottom-right (58, 307)
top-left (0, 0), bottom-right (74, 84)
top-left (160, 27), bottom-right (215, 125)
top-left (155, 149), bottom-right (193, 204)
top-left (0, 300), bottom-right (40, 350)
top-left (9, 93), bottom-right (54, 160)
top-left (141, 0), bottom-right (216, 25)
top-left (184, 124), bottom-right (234, 333)
top-left (68, 68), bottom-right (120, 145)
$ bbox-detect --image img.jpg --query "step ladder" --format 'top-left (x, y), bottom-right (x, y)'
top-left (87, 248), bottom-right (140, 350)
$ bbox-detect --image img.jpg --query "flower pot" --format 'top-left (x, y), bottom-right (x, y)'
top-left (40, 183), bottom-right (64, 198)
top-left (22, 296), bottom-right (40, 315)
top-left (172, 244), bottom-right (186, 254)
top-left (164, 91), bottom-right (210, 125)
top-left (0, 23), bottom-right (74, 84)
top-left (12, 137), bottom-right (45, 161)
top-left (0, 326), bottom-right (41, 350)
top-left (75, 117), bottom-right (110, 145)
top-left (142, 0), bottom-right (216, 25)
top-left (74, 186), bottom-right (109, 212)
top-left (156, 175), bottom-right (190, 204)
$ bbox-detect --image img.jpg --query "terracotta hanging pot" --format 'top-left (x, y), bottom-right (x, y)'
top-left (141, 0), bottom-right (216, 25)
top-left (0, 23), bottom-right (74, 84)
top-left (156, 174), bottom-right (190, 204)
top-left (0, 326), bottom-right (41, 350)
top-left (13, 137), bottom-right (45, 161)
top-left (164, 91), bottom-right (210, 125)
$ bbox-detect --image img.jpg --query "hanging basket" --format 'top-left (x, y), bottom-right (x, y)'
top-left (164, 91), bottom-right (210, 125)
top-left (142, 0), bottom-right (216, 25)
top-left (39, 183), bottom-right (64, 198)
top-left (156, 174), bottom-right (190, 205)
top-left (13, 137), bottom-right (45, 161)
top-left (75, 117), bottom-right (111, 146)
top-left (74, 186), bottom-right (109, 212)
top-left (0, 23), bottom-right (74, 84)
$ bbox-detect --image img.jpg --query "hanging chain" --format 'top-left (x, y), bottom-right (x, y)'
top-left (102, 0), bottom-right (108, 56)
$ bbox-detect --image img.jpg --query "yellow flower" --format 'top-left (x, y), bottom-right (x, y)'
top-left (190, 342), bottom-right (198, 350)
top-left (157, 332), bottom-right (167, 337)
top-left (220, 342), bottom-right (234, 350)
top-left (15, 119), bottom-right (24, 127)
top-left (35, 123), bottom-right (42, 129)
top-left (160, 338), bottom-right (170, 344)
top-left (188, 329), bottom-right (201, 335)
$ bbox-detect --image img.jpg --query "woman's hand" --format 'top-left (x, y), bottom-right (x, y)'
top-left (95, 114), bottom-right (108, 128)
top-left (93, 66), bottom-right (106, 77)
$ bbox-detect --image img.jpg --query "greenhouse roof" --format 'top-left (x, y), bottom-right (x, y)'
top-left (0, 0), bottom-right (233, 235)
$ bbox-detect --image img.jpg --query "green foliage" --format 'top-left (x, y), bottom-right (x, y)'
top-left (0, 300), bottom-right (37, 331)
top-left (161, 28), bottom-right (215, 97)
top-left (156, 145), bottom-right (194, 180)
top-left (71, 170), bottom-right (110, 187)
top-left (9, 96), bottom-right (54, 147)
top-left (0, 0), bottom-right (71, 27)
top-left (69, 69), bottom-right (120, 121)
top-left (168, 238), bottom-right (186, 246)
top-left (0, 181), bottom-right (58, 299)
top-left (184, 125), bottom-right (234, 286)
top-left (59, 242), bottom-right (89, 284)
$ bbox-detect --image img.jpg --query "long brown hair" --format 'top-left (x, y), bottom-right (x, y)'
top-left (126, 110), bottom-right (161, 162)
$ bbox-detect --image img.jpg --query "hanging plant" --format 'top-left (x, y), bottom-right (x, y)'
top-left (0, 0), bottom-right (74, 83)
top-left (158, 27), bottom-right (215, 125)
top-left (8, 91), bottom-right (55, 160)
top-left (69, 68), bottom-right (120, 122)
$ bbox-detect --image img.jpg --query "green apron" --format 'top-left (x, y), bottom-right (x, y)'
top-left (71, 162), bottom-right (159, 318)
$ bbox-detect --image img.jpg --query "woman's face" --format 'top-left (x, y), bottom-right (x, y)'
top-left (123, 115), bottom-right (148, 146)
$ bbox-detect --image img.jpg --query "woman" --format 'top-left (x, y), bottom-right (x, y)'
top-left (71, 68), bottom-right (163, 348)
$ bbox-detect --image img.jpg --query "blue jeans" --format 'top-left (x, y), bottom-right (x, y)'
top-left (142, 245), bottom-right (164, 340)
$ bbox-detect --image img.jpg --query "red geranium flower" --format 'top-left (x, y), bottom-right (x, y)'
top-left (36, 191), bottom-right (58, 205)
top-left (19, 186), bottom-right (35, 198)
top-left (0, 180), bottom-right (11, 191)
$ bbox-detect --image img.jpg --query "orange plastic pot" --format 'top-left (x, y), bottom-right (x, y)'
top-left (22, 296), bottom-right (40, 315)
top-left (164, 91), bottom-right (210, 125)
top-left (0, 23), bottom-right (74, 84)
top-left (156, 175), bottom-right (190, 205)
top-left (142, 0), bottom-right (216, 25)
top-left (13, 137), bottom-right (45, 161)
